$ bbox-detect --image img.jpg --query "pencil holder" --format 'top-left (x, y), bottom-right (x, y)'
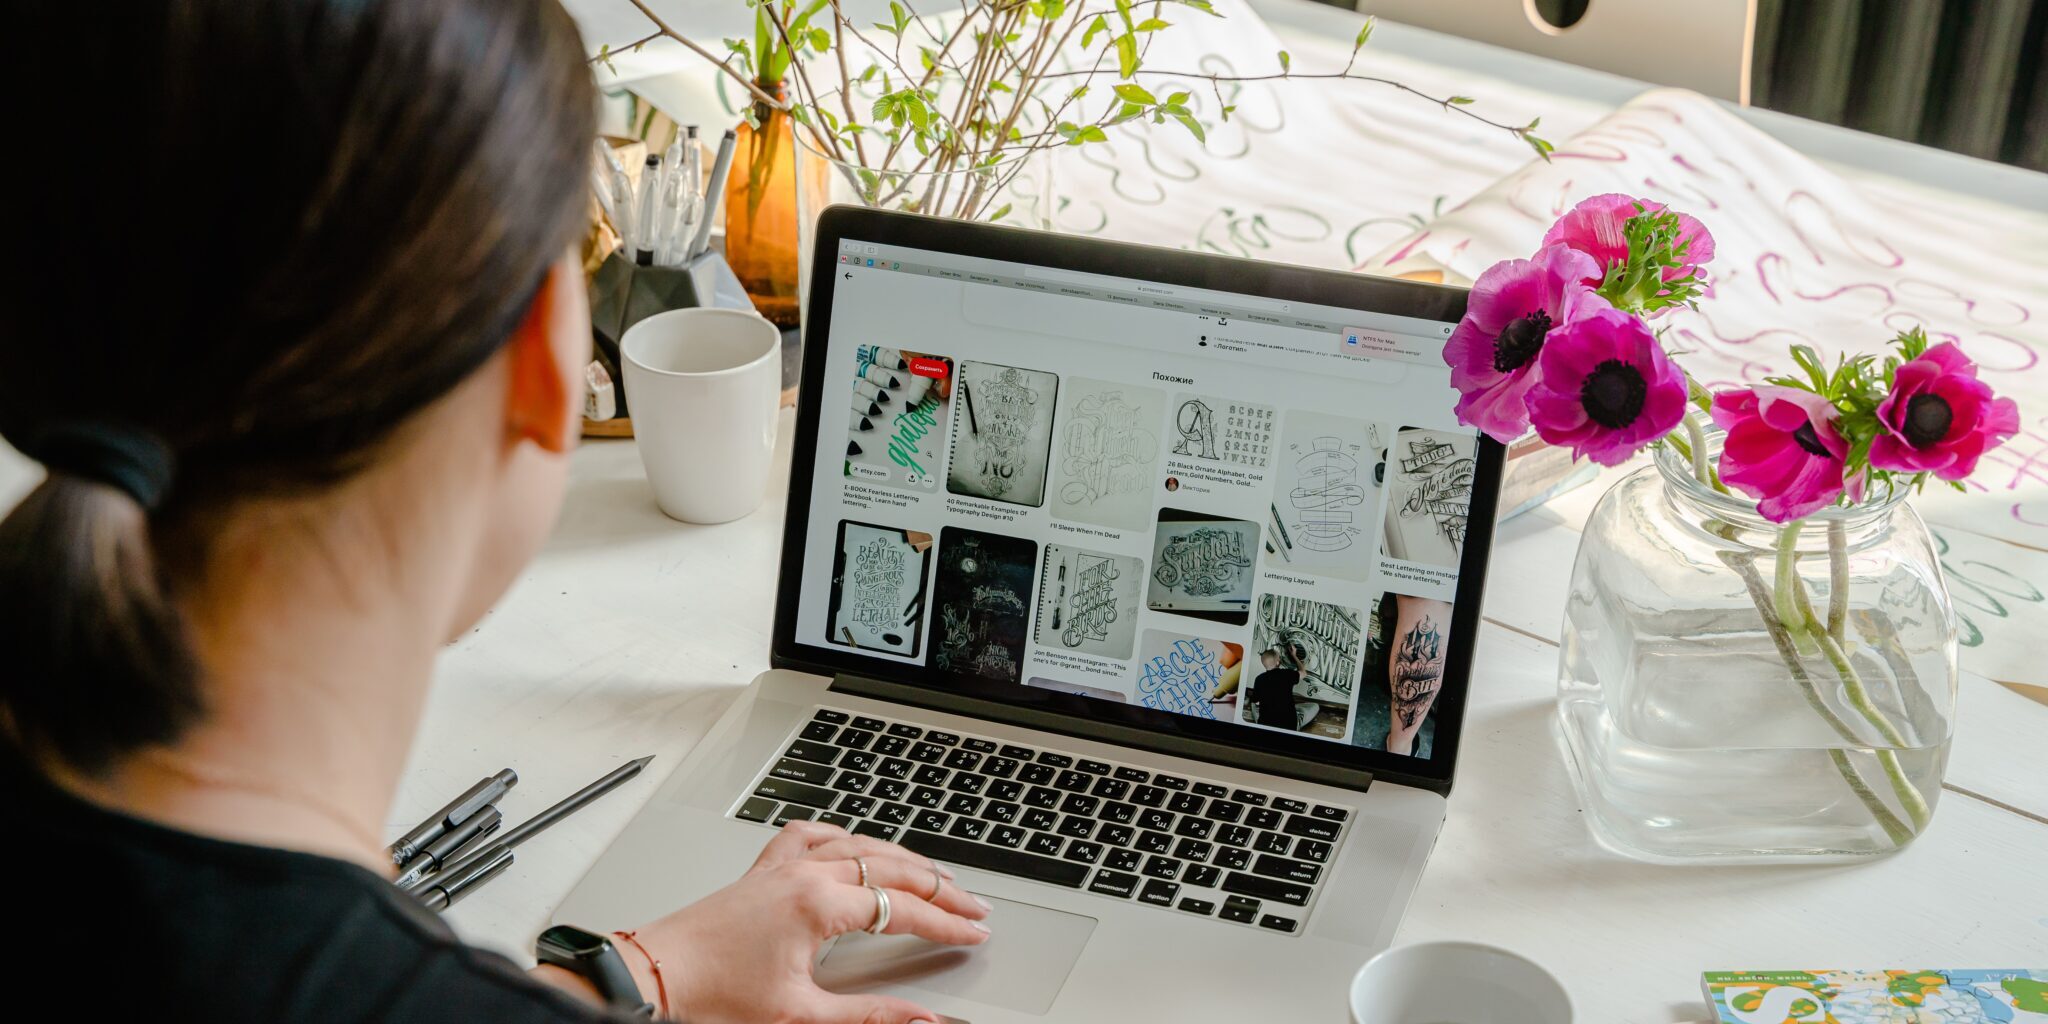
top-left (585, 249), bottom-right (754, 433)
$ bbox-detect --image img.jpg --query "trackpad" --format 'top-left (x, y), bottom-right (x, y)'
top-left (815, 895), bottom-right (1095, 1016)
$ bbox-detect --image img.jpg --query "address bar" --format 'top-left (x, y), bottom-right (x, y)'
top-left (1020, 265), bottom-right (1295, 314)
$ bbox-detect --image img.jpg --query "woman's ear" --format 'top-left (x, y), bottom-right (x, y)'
top-left (503, 256), bottom-right (590, 455)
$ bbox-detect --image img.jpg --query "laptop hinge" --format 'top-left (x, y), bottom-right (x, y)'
top-left (829, 672), bottom-right (1375, 794)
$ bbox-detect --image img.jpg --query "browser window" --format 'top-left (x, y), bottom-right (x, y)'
top-left (795, 238), bottom-right (1480, 761)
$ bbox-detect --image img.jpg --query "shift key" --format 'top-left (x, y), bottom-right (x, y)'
top-left (754, 776), bottom-right (839, 809)
top-left (1221, 871), bottom-right (1311, 906)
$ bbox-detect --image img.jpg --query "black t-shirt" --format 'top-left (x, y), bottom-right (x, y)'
top-left (2, 752), bottom-right (628, 1022)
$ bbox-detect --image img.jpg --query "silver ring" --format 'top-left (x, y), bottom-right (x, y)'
top-left (865, 884), bottom-right (892, 935)
top-left (855, 856), bottom-right (869, 888)
top-left (929, 865), bottom-right (944, 900)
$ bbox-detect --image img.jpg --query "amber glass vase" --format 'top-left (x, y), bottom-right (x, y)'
top-left (724, 83), bottom-right (805, 328)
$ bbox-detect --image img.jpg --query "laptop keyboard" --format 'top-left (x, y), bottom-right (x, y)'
top-left (728, 707), bottom-right (1351, 936)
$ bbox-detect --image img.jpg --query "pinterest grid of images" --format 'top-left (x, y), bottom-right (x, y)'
top-left (821, 339), bottom-right (1477, 761)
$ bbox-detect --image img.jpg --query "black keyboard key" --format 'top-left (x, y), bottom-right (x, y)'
top-left (870, 735), bottom-right (908, 758)
top-left (943, 749), bottom-right (982, 772)
top-left (1193, 783), bottom-right (1229, 799)
top-left (1220, 903), bottom-right (1258, 924)
top-left (987, 779), bottom-right (1023, 801)
top-left (800, 721), bottom-right (837, 742)
top-left (1114, 766), bottom-right (1150, 783)
top-left (1136, 809), bottom-right (1174, 832)
top-left (1255, 831), bottom-right (1292, 854)
top-left (1312, 804), bottom-right (1350, 822)
top-left (1054, 770), bottom-right (1092, 792)
top-left (872, 779), bottom-right (909, 802)
top-left (1218, 825), bottom-right (1253, 848)
top-left (1024, 786), bottom-right (1061, 809)
top-left (1021, 808), bottom-right (1058, 832)
top-left (981, 757), bottom-right (1019, 779)
top-left (909, 742), bottom-right (946, 763)
top-left (1259, 915), bottom-right (1298, 933)
top-left (887, 723), bottom-right (923, 738)
top-left (1059, 794), bottom-right (1100, 816)
top-left (1057, 815), bottom-right (1096, 839)
top-left (1098, 801), bottom-right (1136, 825)
top-left (851, 715), bottom-right (886, 732)
top-left (981, 801), bottom-right (1020, 824)
top-left (1076, 759), bottom-right (1112, 776)
top-left (900, 830), bottom-right (1090, 888)
top-left (911, 810), bottom-right (950, 833)
top-left (877, 802), bottom-right (913, 825)
top-left (837, 794), bottom-right (877, 817)
top-left (1064, 841), bottom-right (1104, 864)
top-left (944, 793), bottom-right (982, 816)
top-left (840, 751), bottom-right (878, 774)
top-left (1036, 752), bottom-right (1073, 768)
top-left (1246, 808), bottom-right (1283, 831)
top-left (831, 772), bottom-right (870, 794)
top-left (1139, 879), bottom-right (1180, 906)
top-left (1232, 790), bottom-right (1267, 806)
top-left (1205, 800), bottom-right (1245, 824)
top-left (1185, 864), bottom-right (1222, 888)
top-left (1090, 777), bottom-right (1130, 800)
top-left (1216, 848), bottom-right (1251, 870)
top-left (1130, 785), bottom-right (1167, 808)
top-left (1173, 839), bottom-right (1213, 862)
top-left (988, 825), bottom-right (1026, 848)
top-left (853, 820), bottom-right (900, 841)
top-left (1295, 838), bottom-right (1332, 863)
top-left (1019, 764), bottom-right (1055, 786)
top-left (1168, 793), bottom-right (1205, 815)
top-left (1153, 774), bottom-right (1188, 791)
top-left (770, 758), bottom-right (836, 785)
top-left (1026, 833), bottom-right (1064, 857)
top-left (1222, 871), bottom-right (1310, 906)
top-left (1174, 817), bottom-right (1213, 840)
top-left (773, 805), bottom-right (816, 826)
top-left (1000, 744), bottom-right (1036, 760)
top-left (1106, 848), bottom-right (1142, 872)
top-left (925, 731), bottom-right (960, 746)
top-left (908, 786), bottom-right (944, 808)
top-left (735, 796), bottom-right (777, 822)
top-left (835, 729), bottom-right (876, 751)
top-left (1142, 856), bottom-right (1182, 881)
top-left (1273, 798), bottom-right (1308, 814)
top-left (818, 812), bottom-right (855, 829)
top-left (1096, 824), bottom-right (1135, 848)
top-left (1253, 854), bottom-right (1323, 885)
top-left (1136, 830), bottom-right (1173, 854)
top-left (1089, 869), bottom-right (1139, 898)
top-left (785, 740), bottom-right (840, 765)
top-left (878, 758), bottom-right (912, 780)
top-left (963, 737), bottom-right (998, 754)
top-left (912, 765), bottom-right (949, 786)
top-left (946, 774), bottom-right (986, 795)
top-left (1179, 897), bottom-right (1216, 916)
top-left (948, 817), bottom-right (989, 841)
top-left (814, 709), bottom-right (849, 725)
top-left (753, 777), bottom-right (837, 809)
top-left (1282, 814), bottom-right (1340, 842)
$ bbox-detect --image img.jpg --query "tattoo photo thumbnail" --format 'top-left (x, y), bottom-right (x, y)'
top-left (947, 360), bottom-right (1059, 507)
top-left (1244, 594), bottom-right (1364, 740)
top-left (1348, 590), bottom-right (1454, 759)
top-left (1381, 426), bottom-right (1477, 571)
top-left (826, 521), bottom-right (934, 657)
top-left (931, 527), bottom-right (1038, 685)
top-left (1146, 507), bottom-right (1261, 626)
top-left (845, 347), bottom-right (952, 492)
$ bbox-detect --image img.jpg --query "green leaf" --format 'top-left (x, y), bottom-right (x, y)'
top-left (1069, 85), bottom-right (1090, 100)
top-left (1277, 50), bottom-right (1291, 72)
top-left (1448, 96), bottom-right (1474, 105)
top-left (989, 203), bottom-right (1013, 222)
top-left (810, 27), bottom-right (830, 51)
top-left (1115, 34), bottom-right (1138, 77)
top-left (1113, 83), bottom-right (1157, 104)
top-left (1082, 14), bottom-right (1109, 49)
top-left (1166, 91), bottom-right (1191, 106)
top-left (892, 1), bottom-right (910, 34)
top-left (1173, 111), bottom-right (1206, 144)
top-left (1353, 16), bottom-right (1375, 50)
top-left (1220, 104), bottom-right (1236, 121)
top-left (989, 80), bottom-right (1013, 93)
top-left (1113, 0), bottom-right (1135, 30)
top-left (1134, 17), bottom-right (1171, 31)
top-left (1077, 125), bottom-right (1110, 143)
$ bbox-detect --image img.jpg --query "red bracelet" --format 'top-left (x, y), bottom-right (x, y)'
top-left (611, 930), bottom-right (669, 1018)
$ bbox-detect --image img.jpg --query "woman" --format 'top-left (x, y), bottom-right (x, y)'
top-left (0, 2), bottom-right (987, 1021)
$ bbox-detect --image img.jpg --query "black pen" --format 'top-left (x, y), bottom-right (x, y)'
top-left (393, 805), bottom-right (503, 889)
top-left (410, 756), bottom-right (654, 896)
top-left (415, 846), bottom-right (515, 912)
top-left (388, 768), bottom-right (517, 868)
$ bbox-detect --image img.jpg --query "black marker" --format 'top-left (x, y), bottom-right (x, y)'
top-left (393, 805), bottom-right (502, 888)
top-left (388, 769), bottom-right (517, 868)
top-left (415, 846), bottom-right (514, 912)
top-left (410, 756), bottom-right (654, 896)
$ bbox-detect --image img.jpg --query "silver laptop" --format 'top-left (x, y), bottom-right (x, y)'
top-left (556, 207), bottom-right (1503, 1022)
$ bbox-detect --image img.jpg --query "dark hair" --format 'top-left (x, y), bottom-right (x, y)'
top-left (0, 0), bottom-right (596, 774)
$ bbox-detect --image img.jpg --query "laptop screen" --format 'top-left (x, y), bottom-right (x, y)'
top-left (775, 210), bottom-right (1499, 790)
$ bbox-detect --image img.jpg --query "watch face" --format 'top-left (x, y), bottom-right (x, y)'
top-left (538, 924), bottom-right (610, 959)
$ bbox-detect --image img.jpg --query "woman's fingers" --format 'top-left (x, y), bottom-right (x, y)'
top-left (749, 819), bottom-right (853, 870)
top-left (823, 851), bottom-right (989, 919)
top-left (825, 882), bottom-right (993, 947)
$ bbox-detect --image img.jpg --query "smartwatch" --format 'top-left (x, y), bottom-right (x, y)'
top-left (535, 924), bottom-right (656, 1018)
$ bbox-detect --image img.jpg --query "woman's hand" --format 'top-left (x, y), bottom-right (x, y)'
top-left (622, 820), bottom-right (992, 1023)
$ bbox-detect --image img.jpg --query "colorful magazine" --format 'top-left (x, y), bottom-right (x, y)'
top-left (1703, 969), bottom-right (2048, 1023)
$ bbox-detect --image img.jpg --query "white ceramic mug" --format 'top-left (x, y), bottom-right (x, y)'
top-left (620, 307), bottom-right (781, 524)
top-left (1350, 942), bottom-right (1572, 1024)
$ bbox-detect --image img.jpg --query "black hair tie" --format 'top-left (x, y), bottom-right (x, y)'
top-left (29, 420), bottom-right (177, 511)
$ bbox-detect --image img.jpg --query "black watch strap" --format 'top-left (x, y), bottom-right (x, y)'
top-left (535, 924), bottom-right (656, 1018)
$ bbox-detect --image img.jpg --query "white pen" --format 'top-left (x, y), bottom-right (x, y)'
top-left (610, 167), bottom-right (637, 257)
top-left (688, 128), bottom-right (737, 261)
top-left (633, 154), bottom-right (660, 266)
top-left (656, 135), bottom-right (684, 262)
top-left (668, 125), bottom-right (701, 266)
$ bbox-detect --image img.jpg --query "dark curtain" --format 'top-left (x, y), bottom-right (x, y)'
top-left (1751, 0), bottom-right (2047, 169)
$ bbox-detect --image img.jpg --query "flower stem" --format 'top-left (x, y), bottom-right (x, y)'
top-left (1827, 520), bottom-right (1849, 644)
top-left (1799, 602), bottom-right (1932, 830)
top-left (1679, 410), bottom-right (1713, 487)
top-left (1774, 522), bottom-right (1815, 654)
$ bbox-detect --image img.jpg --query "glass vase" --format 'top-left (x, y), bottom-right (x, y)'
top-left (1556, 440), bottom-right (1957, 863)
top-left (725, 83), bottom-right (805, 329)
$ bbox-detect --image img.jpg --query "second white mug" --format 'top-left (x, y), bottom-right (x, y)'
top-left (620, 307), bottom-right (781, 524)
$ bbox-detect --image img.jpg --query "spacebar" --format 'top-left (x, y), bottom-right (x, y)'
top-left (898, 831), bottom-right (1090, 888)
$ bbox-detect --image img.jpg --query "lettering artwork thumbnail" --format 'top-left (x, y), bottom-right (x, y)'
top-left (947, 361), bottom-right (1059, 506)
top-left (1034, 545), bottom-right (1144, 660)
top-left (844, 346), bottom-right (952, 492)
top-left (1050, 377), bottom-right (1164, 531)
top-left (1134, 630), bottom-right (1243, 721)
top-left (931, 528), bottom-right (1039, 685)
top-left (1269, 412), bottom-right (1384, 582)
top-left (1381, 426), bottom-right (1477, 571)
top-left (825, 521), bottom-right (933, 657)
top-left (1147, 507), bottom-right (1260, 626)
